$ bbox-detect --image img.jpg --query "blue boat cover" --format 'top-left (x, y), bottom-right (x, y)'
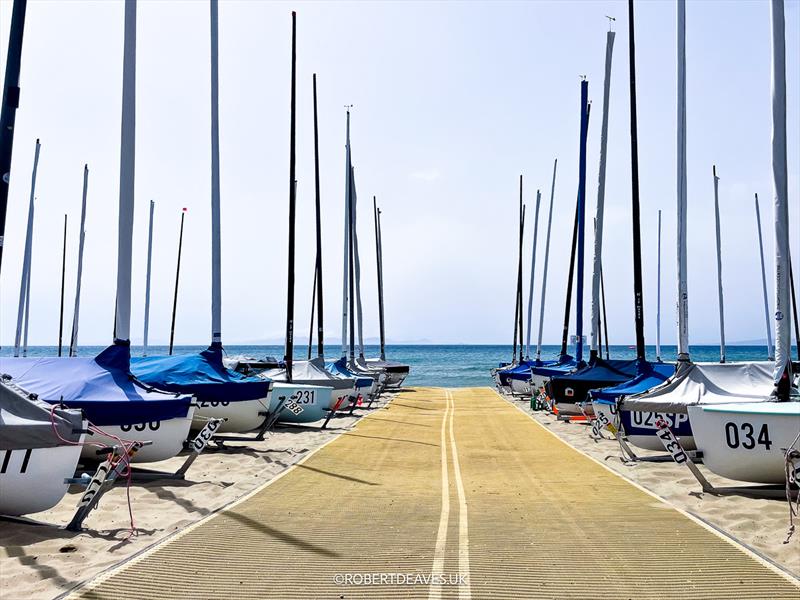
top-left (505, 359), bottom-right (561, 381)
top-left (0, 345), bottom-right (192, 426)
top-left (132, 346), bottom-right (272, 404)
top-left (590, 362), bottom-right (676, 404)
top-left (529, 355), bottom-right (578, 378)
top-left (328, 358), bottom-right (373, 389)
top-left (546, 358), bottom-right (639, 405)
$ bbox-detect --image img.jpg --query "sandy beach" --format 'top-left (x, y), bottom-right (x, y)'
top-left (502, 392), bottom-right (800, 579)
top-left (0, 395), bottom-right (393, 600)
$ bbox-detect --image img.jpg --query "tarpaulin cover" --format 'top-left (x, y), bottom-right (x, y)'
top-left (529, 355), bottom-right (578, 379)
top-left (546, 358), bottom-right (638, 405)
top-left (327, 358), bottom-right (374, 389)
top-left (132, 346), bottom-right (272, 403)
top-left (620, 361), bottom-right (775, 414)
top-left (590, 361), bottom-right (676, 404)
top-left (0, 345), bottom-right (192, 426)
top-left (261, 357), bottom-right (355, 391)
top-left (0, 379), bottom-right (84, 450)
top-left (361, 357), bottom-right (410, 375)
top-left (506, 359), bottom-right (560, 382)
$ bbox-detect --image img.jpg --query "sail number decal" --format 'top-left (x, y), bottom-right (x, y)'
top-left (654, 418), bottom-right (688, 464)
top-left (198, 400), bottom-right (230, 408)
top-left (283, 401), bottom-right (304, 416)
top-left (292, 390), bottom-right (315, 404)
top-left (724, 422), bottom-right (772, 451)
top-left (120, 421), bottom-right (161, 432)
top-left (191, 418), bottom-right (223, 453)
top-left (631, 411), bottom-right (688, 430)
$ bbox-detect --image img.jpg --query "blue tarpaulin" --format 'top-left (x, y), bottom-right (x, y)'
top-left (0, 345), bottom-right (192, 426)
top-left (132, 346), bottom-right (272, 404)
top-left (546, 358), bottom-right (639, 405)
top-left (327, 358), bottom-right (373, 390)
top-left (590, 362), bottom-right (676, 404)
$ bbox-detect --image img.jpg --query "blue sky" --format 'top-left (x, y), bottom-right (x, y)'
top-left (0, 0), bottom-right (798, 346)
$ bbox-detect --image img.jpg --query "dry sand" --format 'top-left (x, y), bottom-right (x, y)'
top-left (502, 392), bottom-right (800, 579)
top-left (0, 395), bottom-right (394, 600)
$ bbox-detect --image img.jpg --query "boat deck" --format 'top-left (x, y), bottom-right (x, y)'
top-left (72, 387), bottom-right (799, 599)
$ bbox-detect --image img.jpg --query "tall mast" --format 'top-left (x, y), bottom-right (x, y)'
top-left (312, 73), bottom-right (324, 358)
top-left (600, 262), bottom-right (610, 359)
top-left (656, 209), bottom-right (662, 362)
top-left (512, 175), bottom-right (524, 363)
top-left (375, 201), bottom-right (386, 360)
top-left (340, 110), bottom-right (351, 359)
top-left (14, 138), bottom-right (38, 357)
top-left (575, 79), bottom-right (589, 364)
top-left (627, 0), bottom-right (646, 363)
top-left (58, 214), bottom-right (67, 356)
top-left (0, 0), bottom-right (28, 272)
top-left (712, 165), bottom-right (726, 362)
top-left (142, 199), bottom-right (154, 356)
top-left (790, 259), bottom-right (800, 361)
top-left (348, 165), bottom-right (356, 362)
top-left (69, 165), bottom-right (89, 357)
top-left (676, 0), bottom-right (690, 362)
top-left (284, 10), bottom-right (297, 380)
top-left (560, 199), bottom-right (580, 358)
top-left (590, 27), bottom-right (616, 361)
top-left (351, 169), bottom-right (366, 360)
top-left (524, 190), bottom-right (541, 360)
top-left (210, 0), bottom-right (222, 349)
top-left (770, 0), bottom-right (791, 399)
top-left (114, 0), bottom-right (136, 347)
top-left (536, 159), bottom-right (557, 361)
top-left (754, 194), bottom-right (774, 359)
top-left (168, 208), bottom-right (186, 355)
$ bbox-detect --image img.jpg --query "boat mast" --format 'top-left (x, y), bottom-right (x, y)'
top-left (512, 175), bottom-right (524, 364)
top-left (312, 73), bottom-right (325, 359)
top-left (754, 193), bottom-right (774, 359)
top-left (790, 259), bottom-right (800, 361)
top-left (590, 26), bottom-right (616, 362)
top-left (113, 0), bottom-right (136, 348)
top-left (560, 198), bottom-right (580, 359)
top-left (69, 165), bottom-right (89, 357)
top-left (374, 198), bottom-right (386, 360)
top-left (22, 254), bottom-right (30, 356)
top-left (676, 0), bottom-right (690, 363)
top-left (142, 199), bottom-right (154, 356)
top-left (536, 158), bottom-right (557, 361)
top-left (712, 165), bottom-right (726, 363)
top-left (58, 214), bottom-right (67, 356)
top-left (575, 79), bottom-right (589, 364)
top-left (600, 261), bottom-right (610, 359)
top-left (285, 10), bottom-right (297, 380)
top-left (210, 0), bottom-right (222, 351)
top-left (627, 0), bottom-right (647, 364)
top-left (348, 165), bottom-right (356, 363)
top-left (341, 109), bottom-right (352, 359)
top-left (524, 190), bottom-right (541, 361)
top-left (307, 267), bottom-right (316, 359)
top-left (769, 0), bottom-right (791, 400)
top-left (0, 0), bottom-right (28, 272)
top-left (656, 209), bottom-right (662, 362)
top-left (14, 138), bottom-right (38, 357)
top-left (351, 168), bottom-right (366, 361)
top-left (168, 208), bottom-right (186, 355)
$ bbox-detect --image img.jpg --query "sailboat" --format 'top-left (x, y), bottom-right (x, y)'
top-left (594, 0), bottom-right (773, 453)
top-left (0, 0), bottom-right (195, 464)
top-left (0, 378), bottom-right (85, 516)
top-left (131, 0), bottom-right (274, 434)
top-left (687, 0), bottom-right (799, 484)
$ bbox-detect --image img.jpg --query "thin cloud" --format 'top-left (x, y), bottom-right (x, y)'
top-left (409, 168), bottom-right (441, 182)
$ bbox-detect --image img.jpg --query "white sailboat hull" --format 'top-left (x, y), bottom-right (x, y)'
top-left (271, 383), bottom-right (333, 423)
top-left (192, 396), bottom-right (271, 433)
top-left (509, 377), bottom-right (531, 395)
top-left (81, 407), bottom-right (195, 463)
top-left (0, 442), bottom-right (84, 516)
top-left (688, 402), bottom-right (800, 484)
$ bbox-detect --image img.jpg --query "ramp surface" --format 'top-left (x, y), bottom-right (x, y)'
top-left (74, 387), bottom-right (799, 599)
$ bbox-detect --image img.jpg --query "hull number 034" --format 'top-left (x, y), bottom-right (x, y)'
top-left (724, 422), bottom-right (772, 451)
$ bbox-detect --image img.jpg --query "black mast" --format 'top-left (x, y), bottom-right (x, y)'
top-left (517, 204), bottom-right (526, 363)
top-left (284, 11), bottom-right (297, 381)
top-left (559, 203), bottom-right (580, 358)
top-left (348, 166), bottom-right (356, 362)
top-left (58, 214), bottom-right (67, 356)
top-left (0, 0), bottom-right (28, 273)
top-left (512, 176), bottom-right (524, 363)
top-left (374, 197), bottom-right (386, 360)
top-left (312, 73), bottom-right (324, 359)
top-left (168, 208), bottom-right (186, 355)
top-left (627, 0), bottom-right (647, 363)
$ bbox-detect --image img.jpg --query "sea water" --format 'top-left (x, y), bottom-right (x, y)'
top-left (1, 344), bottom-right (792, 388)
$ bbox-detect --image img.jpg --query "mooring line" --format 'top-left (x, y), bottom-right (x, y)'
top-left (447, 389), bottom-right (472, 599)
top-left (429, 388), bottom-right (451, 600)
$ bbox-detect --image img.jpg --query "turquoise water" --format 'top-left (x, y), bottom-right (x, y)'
top-left (1, 343), bottom-right (793, 388)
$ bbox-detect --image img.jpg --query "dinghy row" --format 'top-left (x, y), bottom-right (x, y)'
top-left (494, 0), bottom-right (799, 510)
top-left (0, 1), bottom-right (408, 527)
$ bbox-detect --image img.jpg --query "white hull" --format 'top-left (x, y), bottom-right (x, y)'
top-left (688, 402), bottom-right (800, 484)
top-left (192, 396), bottom-right (271, 433)
top-left (383, 372), bottom-right (407, 387)
top-left (0, 442), bottom-right (83, 516)
top-left (271, 383), bottom-right (333, 423)
top-left (509, 377), bottom-right (531, 395)
top-left (529, 373), bottom-right (551, 393)
top-left (81, 407), bottom-right (195, 463)
top-left (627, 432), bottom-right (696, 452)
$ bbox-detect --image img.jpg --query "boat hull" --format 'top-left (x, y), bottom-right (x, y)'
top-left (81, 407), bottom-right (195, 463)
top-left (192, 396), bottom-right (272, 433)
top-left (271, 383), bottom-right (333, 423)
top-left (0, 442), bottom-right (84, 516)
top-left (509, 376), bottom-right (531, 396)
top-left (621, 409), bottom-right (695, 451)
top-left (688, 403), bottom-right (800, 484)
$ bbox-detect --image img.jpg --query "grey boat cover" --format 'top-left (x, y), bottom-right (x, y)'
top-left (621, 361), bottom-right (774, 413)
top-left (0, 378), bottom-right (84, 450)
top-left (261, 357), bottom-right (354, 391)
